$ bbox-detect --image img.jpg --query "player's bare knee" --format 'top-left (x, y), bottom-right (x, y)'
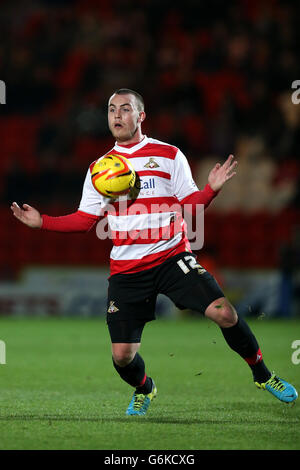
top-left (113, 352), bottom-right (133, 367)
top-left (218, 307), bottom-right (237, 328)
top-left (205, 298), bottom-right (237, 328)
top-left (112, 344), bottom-right (138, 367)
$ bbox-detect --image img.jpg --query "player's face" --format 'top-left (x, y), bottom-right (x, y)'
top-left (108, 93), bottom-right (144, 143)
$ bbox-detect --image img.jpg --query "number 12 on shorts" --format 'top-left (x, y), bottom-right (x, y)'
top-left (177, 255), bottom-right (206, 274)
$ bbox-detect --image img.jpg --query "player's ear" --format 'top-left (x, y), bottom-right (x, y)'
top-left (138, 111), bottom-right (146, 124)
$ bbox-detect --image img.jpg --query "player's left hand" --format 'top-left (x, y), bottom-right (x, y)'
top-left (208, 154), bottom-right (238, 192)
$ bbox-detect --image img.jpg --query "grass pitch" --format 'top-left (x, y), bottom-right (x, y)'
top-left (0, 316), bottom-right (299, 450)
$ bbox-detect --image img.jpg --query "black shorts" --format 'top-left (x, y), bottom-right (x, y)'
top-left (107, 252), bottom-right (224, 343)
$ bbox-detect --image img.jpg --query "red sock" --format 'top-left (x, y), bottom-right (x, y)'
top-left (244, 348), bottom-right (271, 383)
top-left (244, 348), bottom-right (263, 366)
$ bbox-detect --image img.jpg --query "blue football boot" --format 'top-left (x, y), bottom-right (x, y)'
top-left (126, 381), bottom-right (157, 416)
top-left (255, 373), bottom-right (298, 403)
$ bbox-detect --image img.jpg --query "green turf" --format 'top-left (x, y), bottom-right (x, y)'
top-left (0, 316), bottom-right (299, 450)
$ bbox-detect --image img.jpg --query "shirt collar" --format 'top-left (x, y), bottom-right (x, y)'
top-left (114, 135), bottom-right (148, 154)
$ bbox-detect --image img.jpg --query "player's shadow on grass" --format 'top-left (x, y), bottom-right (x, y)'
top-left (0, 403), bottom-right (296, 425)
top-left (0, 416), bottom-right (294, 425)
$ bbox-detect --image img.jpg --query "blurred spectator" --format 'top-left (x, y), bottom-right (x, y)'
top-left (278, 226), bottom-right (300, 317)
top-left (3, 158), bottom-right (31, 204)
top-left (0, 0), bottom-right (299, 277)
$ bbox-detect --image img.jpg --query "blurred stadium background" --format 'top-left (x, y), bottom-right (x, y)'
top-left (0, 0), bottom-right (299, 319)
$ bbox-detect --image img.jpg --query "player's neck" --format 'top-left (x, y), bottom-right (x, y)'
top-left (116, 131), bottom-right (145, 148)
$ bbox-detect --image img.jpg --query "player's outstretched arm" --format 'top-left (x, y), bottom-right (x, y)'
top-left (10, 202), bottom-right (42, 228)
top-left (208, 154), bottom-right (238, 192)
top-left (10, 202), bottom-right (99, 233)
top-left (179, 155), bottom-right (238, 215)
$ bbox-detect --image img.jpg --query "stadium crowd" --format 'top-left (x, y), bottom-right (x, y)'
top-left (0, 0), bottom-right (299, 277)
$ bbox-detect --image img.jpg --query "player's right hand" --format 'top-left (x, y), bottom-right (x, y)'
top-left (10, 202), bottom-right (42, 228)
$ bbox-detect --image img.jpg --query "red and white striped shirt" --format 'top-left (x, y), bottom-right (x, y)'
top-left (77, 136), bottom-right (216, 275)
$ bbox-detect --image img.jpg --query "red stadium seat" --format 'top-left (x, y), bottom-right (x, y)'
top-left (74, 137), bottom-right (113, 168)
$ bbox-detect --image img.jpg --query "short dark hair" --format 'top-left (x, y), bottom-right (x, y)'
top-left (113, 88), bottom-right (144, 112)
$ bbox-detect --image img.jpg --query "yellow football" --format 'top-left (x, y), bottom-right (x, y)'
top-left (91, 154), bottom-right (136, 198)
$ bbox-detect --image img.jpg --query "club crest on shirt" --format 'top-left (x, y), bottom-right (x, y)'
top-left (144, 158), bottom-right (159, 168)
top-left (107, 301), bottom-right (119, 313)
